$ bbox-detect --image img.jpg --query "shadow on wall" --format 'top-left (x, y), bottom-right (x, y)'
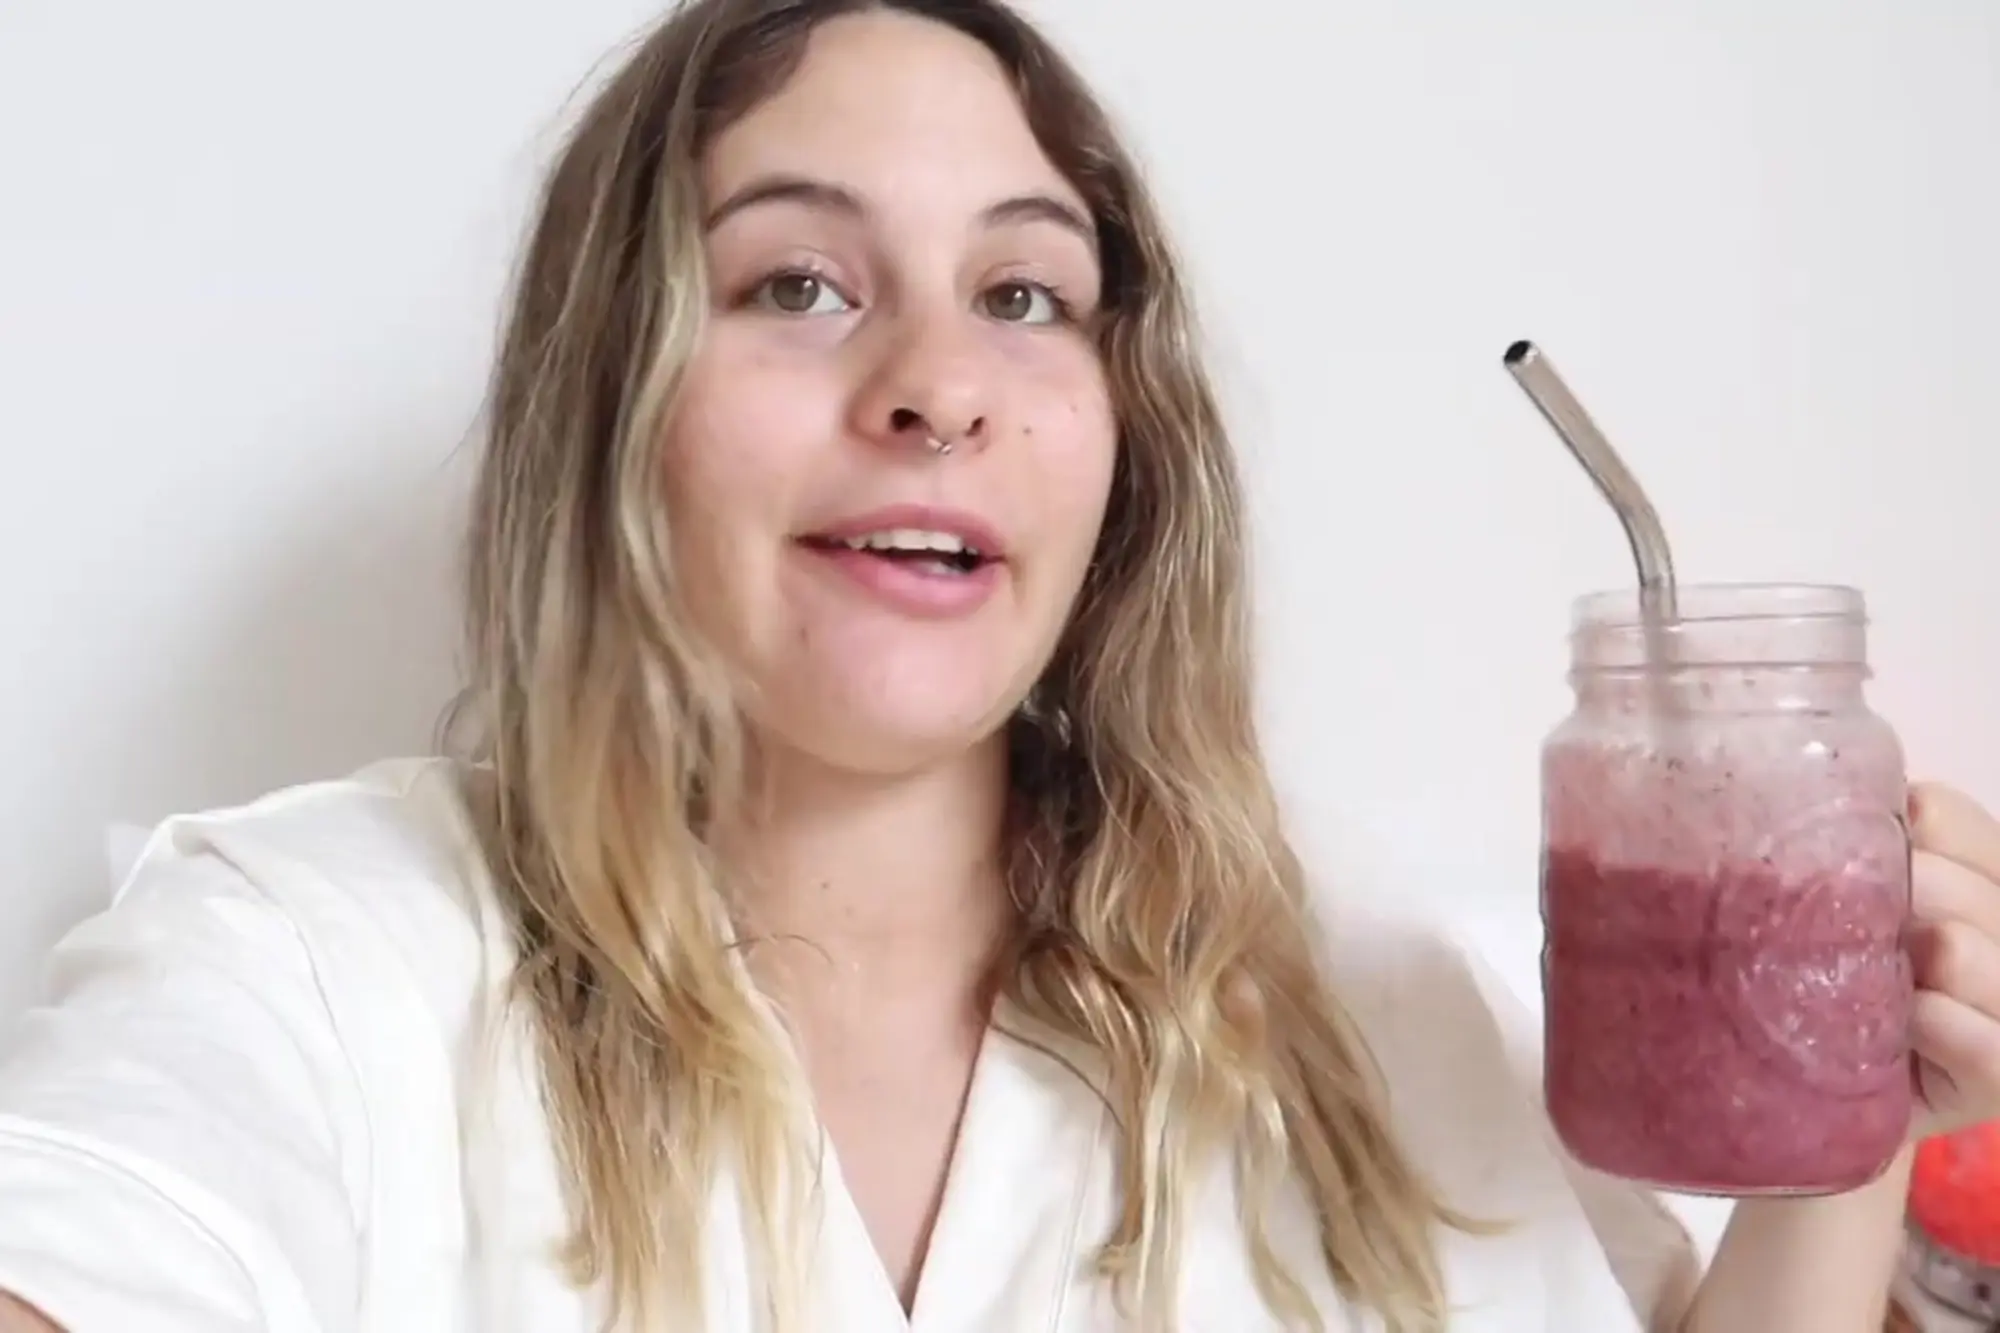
top-left (3, 426), bottom-right (472, 1019)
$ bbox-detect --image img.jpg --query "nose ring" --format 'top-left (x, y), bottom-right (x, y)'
top-left (926, 435), bottom-right (953, 457)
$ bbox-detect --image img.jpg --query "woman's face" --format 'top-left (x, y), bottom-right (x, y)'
top-left (668, 10), bottom-right (1117, 778)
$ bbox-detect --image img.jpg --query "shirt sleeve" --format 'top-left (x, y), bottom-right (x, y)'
top-left (0, 838), bottom-right (369, 1333)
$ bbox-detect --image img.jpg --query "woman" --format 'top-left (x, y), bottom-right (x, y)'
top-left (2, 2), bottom-right (1996, 1329)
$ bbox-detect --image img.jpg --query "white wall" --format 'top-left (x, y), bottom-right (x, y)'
top-left (2, 0), bottom-right (1996, 1257)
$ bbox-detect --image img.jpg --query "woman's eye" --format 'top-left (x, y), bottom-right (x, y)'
top-left (981, 280), bottom-right (1063, 326)
top-left (753, 271), bottom-right (851, 316)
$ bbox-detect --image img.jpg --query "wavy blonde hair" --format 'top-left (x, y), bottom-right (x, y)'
top-left (450, 1), bottom-right (1477, 1329)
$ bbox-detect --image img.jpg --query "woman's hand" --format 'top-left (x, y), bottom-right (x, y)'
top-left (1677, 780), bottom-right (2000, 1333)
top-left (1906, 781), bottom-right (2000, 1138)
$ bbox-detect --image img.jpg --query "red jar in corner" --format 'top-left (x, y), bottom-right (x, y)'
top-left (1906, 1119), bottom-right (2000, 1321)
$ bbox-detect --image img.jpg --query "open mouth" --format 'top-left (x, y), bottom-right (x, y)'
top-left (798, 528), bottom-right (994, 576)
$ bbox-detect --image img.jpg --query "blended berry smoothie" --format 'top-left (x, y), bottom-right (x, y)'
top-left (1541, 713), bottom-right (1914, 1195)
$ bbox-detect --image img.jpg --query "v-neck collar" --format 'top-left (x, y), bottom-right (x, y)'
top-left (816, 1022), bottom-right (991, 1332)
top-left (813, 1016), bottom-right (1109, 1333)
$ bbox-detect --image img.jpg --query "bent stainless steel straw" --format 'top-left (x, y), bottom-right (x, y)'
top-left (1503, 340), bottom-right (1678, 620)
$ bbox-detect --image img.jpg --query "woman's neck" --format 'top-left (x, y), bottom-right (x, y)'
top-left (721, 735), bottom-right (1015, 1018)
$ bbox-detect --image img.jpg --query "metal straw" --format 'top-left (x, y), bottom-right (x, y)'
top-left (1503, 340), bottom-right (1679, 622)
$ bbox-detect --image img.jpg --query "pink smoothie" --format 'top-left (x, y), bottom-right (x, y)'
top-left (1541, 725), bottom-right (1914, 1194)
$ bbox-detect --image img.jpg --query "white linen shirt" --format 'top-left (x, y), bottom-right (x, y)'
top-left (0, 759), bottom-right (1699, 1331)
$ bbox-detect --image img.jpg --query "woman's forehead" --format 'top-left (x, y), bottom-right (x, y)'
top-left (701, 11), bottom-right (1087, 224)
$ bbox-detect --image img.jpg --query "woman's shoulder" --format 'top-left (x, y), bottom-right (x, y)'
top-left (1315, 895), bottom-right (1539, 1070)
top-left (137, 753), bottom-right (485, 871)
top-left (0, 759), bottom-right (512, 1331)
top-left (1312, 898), bottom-right (1551, 1178)
top-left (125, 755), bottom-right (490, 893)
top-left (99, 756), bottom-right (512, 1034)
top-left (1311, 893), bottom-right (1619, 1190)
top-left (1312, 893), bottom-right (1704, 1329)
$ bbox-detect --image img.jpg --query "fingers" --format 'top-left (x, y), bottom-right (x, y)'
top-left (1910, 781), bottom-right (2000, 885)
top-left (1912, 848), bottom-right (2000, 945)
top-left (1906, 783), bottom-right (2000, 1134)
top-left (1912, 989), bottom-right (2000, 1115)
top-left (1911, 915), bottom-right (2000, 1023)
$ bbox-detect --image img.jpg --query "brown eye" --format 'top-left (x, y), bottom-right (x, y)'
top-left (753, 271), bottom-right (849, 315)
top-left (981, 281), bottom-right (1058, 325)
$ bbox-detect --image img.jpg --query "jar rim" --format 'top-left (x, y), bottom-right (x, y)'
top-left (1572, 581), bottom-right (1866, 630)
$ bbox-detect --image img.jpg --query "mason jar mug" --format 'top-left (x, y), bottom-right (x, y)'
top-left (1540, 583), bottom-right (1914, 1196)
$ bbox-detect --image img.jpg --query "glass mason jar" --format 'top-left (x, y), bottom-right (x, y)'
top-left (1540, 583), bottom-right (1914, 1196)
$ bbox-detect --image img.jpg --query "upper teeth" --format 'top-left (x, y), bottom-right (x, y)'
top-left (840, 529), bottom-right (978, 556)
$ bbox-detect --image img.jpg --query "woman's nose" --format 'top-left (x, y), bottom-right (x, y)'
top-left (887, 405), bottom-right (984, 456)
top-left (852, 317), bottom-right (993, 458)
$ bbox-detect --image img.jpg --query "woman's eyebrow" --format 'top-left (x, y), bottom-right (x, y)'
top-left (980, 192), bottom-right (1094, 245)
top-left (705, 173), bottom-right (864, 230)
top-left (705, 171), bottom-right (1093, 245)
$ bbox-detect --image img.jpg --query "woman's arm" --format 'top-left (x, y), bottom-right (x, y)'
top-left (1679, 1151), bottom-right (1911, 1333)
top-left (0, 837), bottom-right (371, 1332)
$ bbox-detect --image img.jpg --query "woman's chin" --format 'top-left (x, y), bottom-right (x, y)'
top-left (761, 698), bottom-right (1017, 782)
